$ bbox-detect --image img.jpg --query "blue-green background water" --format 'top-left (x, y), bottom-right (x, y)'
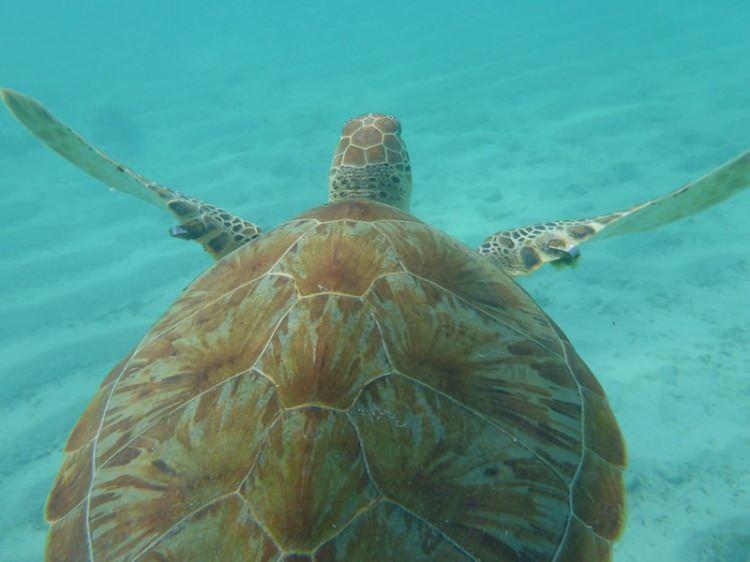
top-left (1, 1), bottom-right (749, 560)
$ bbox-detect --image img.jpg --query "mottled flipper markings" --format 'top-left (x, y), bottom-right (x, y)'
top-left (479, 149), bottom-right (750, 274)
top-left (1, 88), bottom-right (260, 259)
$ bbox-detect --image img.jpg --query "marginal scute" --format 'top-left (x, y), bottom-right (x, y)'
top-left (273, 220), bottom-right (403, 296)
top-left (557, 516), bottom-right (613, 562)
top-left (351, 376), bottom-right (570, 561)
top-left (45, 502), bottom-right (88, 562)
top-left (138, 495), bottom-right (279, 562)
top-left (241, 408), bottom-right (378, 552)
top-left (257, 295), bottom-right (390, 409)
top-left (565, 342), bottom-right (605, 396)
top-left (100, 347), bottom-right (138, 387)
top-left (582, 388), bottom-right (627, 468)
top-left (66, 382), bottom-right (114, 452)
top-left (572, 449), bottom-right (626, 541)
top-left (46, 441), bottom-right (93, 522)
top-left (89, 372), bottom-right (280, 561)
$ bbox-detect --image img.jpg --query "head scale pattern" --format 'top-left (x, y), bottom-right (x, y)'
top-left (328, 113), bottom-right (412, 211)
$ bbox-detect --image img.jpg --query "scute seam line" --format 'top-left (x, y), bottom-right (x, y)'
top-left (369, 305), bottom-right (568, 485)
top-left (365, 221), bottom-right (564, 359)
top-left (148, 223), bottom-right (314, 341)
top-left (341, 370), bottom-right (396, 412)
top-left (551, 331), bottom-right (585, 562)
top-left (235, 414), bottom-right (283, 494)
top-left (344, 411), bottom-right (384, 498)
top-left (276, 217), bottom-right (420, 229)
top-left (307, 496), bottom-right (382, 555)
top-left (84, 331), bottom-right (156, 562)
top-left (411, 271), bottom-right (565, 360)
top-left (131, 491), bottom-right (235, 560)
top-left (236, 455), bottom-right (286, 550)
top-left (571, 512), bottom-right (615, 543)
top-left (346, 379), bottom-right (476, 562)
top-left (97, 369), bottom-right (275, 469)
top-left (86, 300), bottom-right (299, 552)
top-left (391, 370), bottom-right (569, 486)
top-left (97, 295), bottom-right (296, 474)
top-left (370, 221), bottom-right (410, 273)
top-left (383, 499), bottom-right (479, 562)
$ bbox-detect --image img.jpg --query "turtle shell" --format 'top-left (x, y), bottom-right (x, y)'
top-left (45, 200), bottom-right (625, 562)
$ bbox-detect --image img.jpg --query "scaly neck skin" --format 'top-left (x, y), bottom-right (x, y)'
top-left (328, 113), bottom-right (412, 211)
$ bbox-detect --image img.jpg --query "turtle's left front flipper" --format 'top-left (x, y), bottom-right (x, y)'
top-left (479, 149), bottom-right (750, 275)
top-left (1, 88), bottom-right (261, 260)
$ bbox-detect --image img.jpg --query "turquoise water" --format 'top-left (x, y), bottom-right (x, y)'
top-left (1, 1), bottom-right (749, 560)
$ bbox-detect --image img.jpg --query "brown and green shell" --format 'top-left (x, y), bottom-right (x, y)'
top-left (46, 200), bottom-right (626, 562)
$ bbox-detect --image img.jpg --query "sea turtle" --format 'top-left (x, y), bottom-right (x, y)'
top-left (3, 89), bottom-right (749, 562)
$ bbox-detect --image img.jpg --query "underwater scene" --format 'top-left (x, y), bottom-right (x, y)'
top-left (0, 0), bottom-right (748, 560)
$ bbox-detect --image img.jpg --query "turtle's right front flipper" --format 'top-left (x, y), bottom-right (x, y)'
top-left (1, 88), bottom-right (261, 260)
top-left (479, 148), bottom-right (750, 275)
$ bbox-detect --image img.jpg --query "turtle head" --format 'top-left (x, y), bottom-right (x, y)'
top-left (328, 113), bottom-right (412, 211)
